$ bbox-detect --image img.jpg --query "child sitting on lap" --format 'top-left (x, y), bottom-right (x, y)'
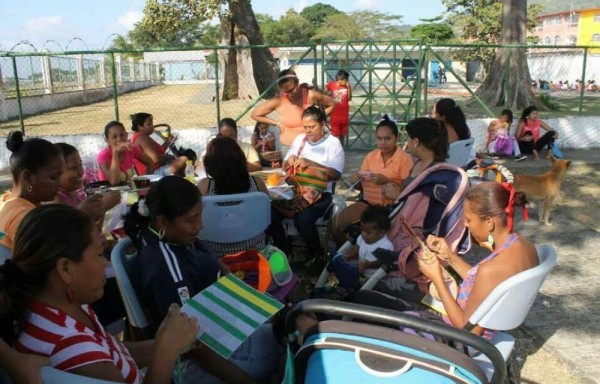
top-left (332, 205), bottom-right (393, 292)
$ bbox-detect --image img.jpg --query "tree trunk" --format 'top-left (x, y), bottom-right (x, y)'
top-left (228, 0), bottom-right (279, 98)
top-left (221, 16), bottom-right (239, 101)
top-left (474, 0), bottom-right (542, 110)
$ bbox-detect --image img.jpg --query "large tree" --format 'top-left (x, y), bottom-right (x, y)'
top-left (257, 10), bottom-right (312, 45)
top-left (312, 11), bottom-right (405, 41)
top-left (410, 23), bottom-right (455, 43)
top-left (300, 3), bottom-right (342, 31)
top-left (473, 0), bottom-right (540, 109)
top-left (444, 0), bottom-right (542, 109)
top-left (138, 0), bottom-right (279, 101)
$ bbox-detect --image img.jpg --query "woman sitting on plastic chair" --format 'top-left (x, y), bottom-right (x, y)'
top-left (198, 136), bottom-right (270, 257)
top-left (130, 112), bottom-right (192, 176)
top-left (0, 204), bottom-right (198, 383)
top-left (354, 182), bottom-right (537, 339)
top-left (125, 176), bottom-right (283, 384)
top-left (269, 105), bottom-right (345, 260)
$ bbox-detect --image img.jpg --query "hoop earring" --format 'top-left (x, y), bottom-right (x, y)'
top-left (26, 185), bottom-right (32, 193)
top-left (158, 228), bottom-right (165, 240)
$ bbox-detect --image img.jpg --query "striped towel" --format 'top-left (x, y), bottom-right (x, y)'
top-left (181, 274), bottom-right (284, 359)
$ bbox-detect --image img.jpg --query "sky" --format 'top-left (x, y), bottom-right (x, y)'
top-left (0, 0), bottom-right (447, 52)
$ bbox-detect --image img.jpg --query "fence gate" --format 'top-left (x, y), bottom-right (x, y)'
top-left (321, 40), bottom-right (425, 149)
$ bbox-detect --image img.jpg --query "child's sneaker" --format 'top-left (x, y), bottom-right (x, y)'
top-left (514, 154), bottom-right (527, 162)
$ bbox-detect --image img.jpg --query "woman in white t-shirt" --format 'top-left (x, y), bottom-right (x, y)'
top-left (269, 105), bottom-right (345, 259)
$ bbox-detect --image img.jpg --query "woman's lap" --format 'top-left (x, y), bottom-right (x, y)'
top-left (181, 324), bottom-right (283, 383)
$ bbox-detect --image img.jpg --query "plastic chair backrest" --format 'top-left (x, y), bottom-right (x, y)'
top-left (41, 366), bottom-right (119, 383)
top-left (199, 192), bottom-right (271, 243)
top-left (0, 245), bottom-right (12, 264)
top-left (447, 137), bottom-right (475, 167)
top-left (468, 244), bottom-right (557, 331)
top-left (110, 237), bottom-right (148, 329)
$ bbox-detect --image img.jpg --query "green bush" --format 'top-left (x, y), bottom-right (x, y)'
top-left (539, 92), bottom-right (559, 111)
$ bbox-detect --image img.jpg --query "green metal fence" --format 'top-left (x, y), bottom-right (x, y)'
top-left (1, 42), bottom-right (599, 148)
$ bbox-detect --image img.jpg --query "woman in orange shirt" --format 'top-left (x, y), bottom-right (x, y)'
top-left (251, 68), bottom-right (334, 150)
top-left (332, 115), bottom-right (413, 246)
top-left (0, 131), bottom-right (64, 249)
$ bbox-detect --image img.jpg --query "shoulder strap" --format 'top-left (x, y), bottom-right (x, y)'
top-left (296, 135), bottom-right (309, 157)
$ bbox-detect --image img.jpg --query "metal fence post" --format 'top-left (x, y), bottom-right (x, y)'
top-left (110, 52), bottom-right (119, 121)
top-left (214, 48), bottom-right (220, 126)
top-left (423, 46), bottom-right (429, 116)
top-left (579, 47), bottom-right (588, 115)
top-left (11, 57), bottom-right (25, 135)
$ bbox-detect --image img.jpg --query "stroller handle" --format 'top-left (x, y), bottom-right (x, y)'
top-left (286, 299), bottom-right (506, 384)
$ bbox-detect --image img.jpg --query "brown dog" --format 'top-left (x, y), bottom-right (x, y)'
top-left (513, 155), bottom-right (571, 226)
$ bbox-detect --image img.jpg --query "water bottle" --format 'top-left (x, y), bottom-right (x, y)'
top-left (184, 160), bottom-right (195, 183)
top-left (185, 160), bottom-right (195, 184)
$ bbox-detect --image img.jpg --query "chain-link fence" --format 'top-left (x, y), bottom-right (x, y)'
top-left (1, 42), bottom-right (599, 148)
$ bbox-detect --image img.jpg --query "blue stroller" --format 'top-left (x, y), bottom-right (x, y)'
top-left (284, 299), bottom-right (506, 383)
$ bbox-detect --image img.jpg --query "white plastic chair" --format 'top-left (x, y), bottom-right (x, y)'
top-left (448, 137), bottom-right (475, 167)
top-left (41, 366), bottom-right (120, 383)
top-left (0, 244), bottom-right (12, 264)
top-left (469, 244), bottom-right (558, 383)
top-left (199, 192), bottom-right (271, 243)
top-left (110, 237), bottom-right (149, 332)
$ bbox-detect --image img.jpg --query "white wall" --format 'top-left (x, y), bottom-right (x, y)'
top-left (0, 116), bottom-right (594, 170)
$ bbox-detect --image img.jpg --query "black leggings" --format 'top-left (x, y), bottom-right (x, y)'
top-left (518, 131), bottom-right (556, 154)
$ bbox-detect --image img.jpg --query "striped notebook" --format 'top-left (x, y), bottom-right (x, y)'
top-left (181, 274), bottom-right (284, 359)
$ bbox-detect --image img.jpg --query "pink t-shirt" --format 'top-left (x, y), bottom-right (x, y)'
top-left (96, 146), bottom-right (141, 183)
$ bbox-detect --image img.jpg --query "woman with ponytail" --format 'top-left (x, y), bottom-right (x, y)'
top-left (0, 131), bottom-right (63, 249)
top-left (354, 181), bottom-right (535, 339)
top-left (124, 176), bottom-right (282, 384)
top-left (1, 204), bottom-right (198, 383)
top-left (269, 105), bottom-right (345, 258)
top-left (431, 98), bottom-right (471, 144)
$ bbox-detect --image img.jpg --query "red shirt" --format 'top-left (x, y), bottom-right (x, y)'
top-left (16, 303), bottom-right (142, 383)
top-left (326, 81), bottom-right (350, 120)
top-left (131, 131), bottom-right (165, 174)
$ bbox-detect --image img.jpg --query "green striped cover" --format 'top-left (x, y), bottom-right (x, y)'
top-left (181, 274), bottom-right (284, 359)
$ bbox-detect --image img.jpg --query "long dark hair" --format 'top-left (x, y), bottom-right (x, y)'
top-left (405, 117), bottom-right (449, 162)
top-left (0, 205), bottom-right (94, 325)
top-left (203, 137), bottom-right (250, 195)
top-left (6, 131), bottom-right (61, 181)
top-left (520, 105), bottom-right (538, 123)
top-left (125, 176), bottom-right (201, 245)
top-left (435, 98), bottom-right (471, 140)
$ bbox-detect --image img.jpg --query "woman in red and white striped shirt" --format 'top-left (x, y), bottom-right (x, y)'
top-left (0, 204), bottom-right (198, 384)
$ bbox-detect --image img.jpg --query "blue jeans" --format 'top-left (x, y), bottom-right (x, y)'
top-left (331, 254), bottom-right (360, 292)
top-left (270, 193), bottom-right (332, 256)
top-left (180, 324), bottom-right (283, 383)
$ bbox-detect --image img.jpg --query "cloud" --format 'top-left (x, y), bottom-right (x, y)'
top-left (117, 10), bottom-right (143, 31)
top-left (352, 0), bottom-right (382, 10)
top-left (24, 16), bottom-right (64, 33)
top-left (294, 0), bottom-right (309, 13)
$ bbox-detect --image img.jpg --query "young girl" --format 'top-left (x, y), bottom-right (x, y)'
top-left (55, 143), bottom-right (121, 220)
top-left (251, 122), bottom-right (280, 167)
top-left (486, 109), bottom-right (527, 161)
top-left (96, 121), bottom-right (154, 185)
